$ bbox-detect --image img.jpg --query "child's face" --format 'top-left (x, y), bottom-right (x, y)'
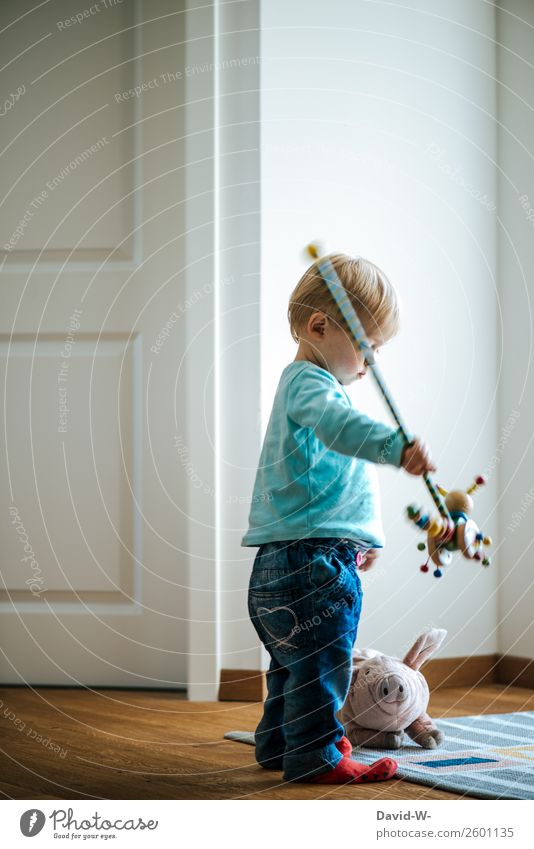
top-left (301, 311), bottom-right (381, 386)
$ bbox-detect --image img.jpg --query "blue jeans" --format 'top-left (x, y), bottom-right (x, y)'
top-left (247, 537), bottom-right (364, 782)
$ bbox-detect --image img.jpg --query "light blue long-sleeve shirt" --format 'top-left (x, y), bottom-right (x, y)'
top-left (241, 361), bottom-right (407, 548)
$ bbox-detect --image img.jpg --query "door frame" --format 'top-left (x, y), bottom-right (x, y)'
top-left (184, 0), bottom-right (262, 699)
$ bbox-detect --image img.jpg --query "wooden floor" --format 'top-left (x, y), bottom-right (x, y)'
top-left (1, 684), bottom-right (534, 800)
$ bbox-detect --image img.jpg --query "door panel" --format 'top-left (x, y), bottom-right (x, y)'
top-left (0, 0), bottom-right (189, 686)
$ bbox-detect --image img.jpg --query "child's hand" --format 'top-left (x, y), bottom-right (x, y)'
top-left (401, 438), bottom-right (437, 476)
top-left (358, 548), bottom-right (380, 572)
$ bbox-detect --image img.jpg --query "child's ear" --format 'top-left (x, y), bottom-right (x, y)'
top-left (308, 311), bottom-right (327, 337)
top-left (402, 629), bottom-right (447, 671)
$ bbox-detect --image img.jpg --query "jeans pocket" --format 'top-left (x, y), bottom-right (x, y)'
top-left (248, 544), bottom-right (317, 655)
top-left (249, 594), bottom-right (298, 652)
top-left (308, 547), bottom-right (346, 594)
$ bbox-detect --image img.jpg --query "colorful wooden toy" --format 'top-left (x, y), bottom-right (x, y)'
top-left (407, 475), bottom-right (492, 574)
top-left (305, 243), bottom-right (492, 578)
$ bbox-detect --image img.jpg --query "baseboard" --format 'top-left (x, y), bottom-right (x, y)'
top-left (218, 669), bottom-right (267, 701)
top-left (424, 654), bottom-right (499, 690)
top-left (218, 655), bottom-right (534, 701)
top-left (495, 655), bottom-right (534, 689)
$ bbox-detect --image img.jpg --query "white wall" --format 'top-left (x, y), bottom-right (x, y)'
top-left (260, 0), bottom-right (499, 660)
top-left (496, 0), bottom-right (534, 659)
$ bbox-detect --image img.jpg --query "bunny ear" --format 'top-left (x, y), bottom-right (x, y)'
top-left (352, 647), bottom-right (383, 665)
top-left (402, 628), bottom-right (447, 671)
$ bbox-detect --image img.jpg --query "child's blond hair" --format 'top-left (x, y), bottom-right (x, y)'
top-left (288, 253), bottom-right (400, 346)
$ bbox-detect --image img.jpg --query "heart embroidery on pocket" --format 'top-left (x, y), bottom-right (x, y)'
top-left (256, 604), bottom-right (299, 649)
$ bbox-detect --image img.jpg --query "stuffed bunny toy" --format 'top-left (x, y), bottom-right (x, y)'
top-left (339, 628), bottom-right (447, 750)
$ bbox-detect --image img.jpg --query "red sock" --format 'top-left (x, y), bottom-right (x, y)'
top-left (308, 756), bottom-right (397, 785)
top-left (336, 736), bottom-right (352, 758)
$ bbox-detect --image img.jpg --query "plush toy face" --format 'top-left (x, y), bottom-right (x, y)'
top-left (346, 655), bottom-right (429, 732)
top-left (340, 628), bottom-right (447, 734)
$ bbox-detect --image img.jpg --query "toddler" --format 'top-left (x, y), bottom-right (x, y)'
top-left (241, 253), bottom-right (436, 784)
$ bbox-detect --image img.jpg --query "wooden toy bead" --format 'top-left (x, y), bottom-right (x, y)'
top-left (420, 564), bottom-right (429, 573)
top-left (435, 518), bottom-right (455, 544)
top-left (482, 557), bottom-right (491, 566)
top-left (433, 568), bottom-right (443, 578)
top-left (428, 517), bottom-right (443, 538)
top-left (444, 518), bottom-right (456, 541)
top-left (417, 542), bottom-right (426, 551)
top-left (483, 536), bottom-right (492, 546)
top-left (473, 552), bottom-right (482, 561)
top-left (475, 475), bottom-right (486, 485)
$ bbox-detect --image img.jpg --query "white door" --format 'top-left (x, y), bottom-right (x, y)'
top-left (0, 0), bottom-right (191, 687)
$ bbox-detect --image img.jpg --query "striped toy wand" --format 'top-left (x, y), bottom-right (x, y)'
top-left (305, 243), bottom-right (454, 541)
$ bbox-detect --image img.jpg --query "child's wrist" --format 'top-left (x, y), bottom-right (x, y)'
top-left (388, 428), bottom-right (408, 468)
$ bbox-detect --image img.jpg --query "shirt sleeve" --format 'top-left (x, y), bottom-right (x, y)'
top-left (287, 367), bottom-right (407, 467)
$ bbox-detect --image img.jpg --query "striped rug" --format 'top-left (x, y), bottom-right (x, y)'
top-left (224, 711), bottom-right (534, 799)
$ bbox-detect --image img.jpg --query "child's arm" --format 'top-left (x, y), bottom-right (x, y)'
top-left (287, 368), bottom-right (435, 472)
